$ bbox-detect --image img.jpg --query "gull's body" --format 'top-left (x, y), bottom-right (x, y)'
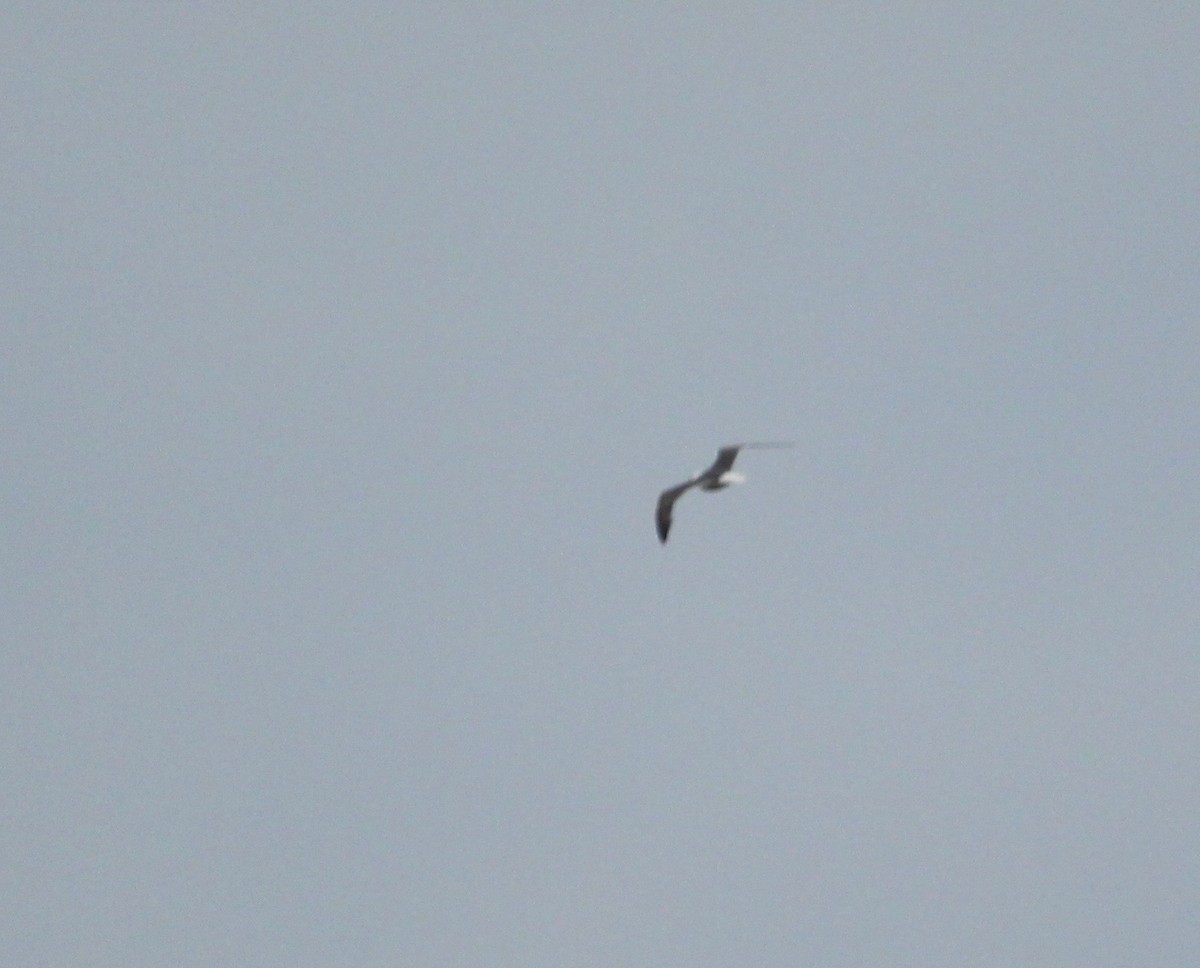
top-left (655, 442), bottom-right (794, 543)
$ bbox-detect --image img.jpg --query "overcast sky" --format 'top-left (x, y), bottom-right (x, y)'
top-left (5, 5), bottom-right (1199, 966)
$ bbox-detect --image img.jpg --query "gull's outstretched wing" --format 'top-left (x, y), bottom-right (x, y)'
top-left (656, 480), bottom-right (697, 543)
top-left (703, 442), bottom-right (795, 478)
top-left (705, 445), bottom-right (744, 477)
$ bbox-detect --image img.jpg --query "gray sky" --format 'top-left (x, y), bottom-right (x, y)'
top-left (5, 5), bottom-right (1199, 966)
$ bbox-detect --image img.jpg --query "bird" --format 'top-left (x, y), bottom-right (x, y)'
top-left (655, 442), bottom-right (794, 543)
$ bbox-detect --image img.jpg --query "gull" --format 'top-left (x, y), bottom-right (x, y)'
top-left (655, 442), bottom-right (794, 543)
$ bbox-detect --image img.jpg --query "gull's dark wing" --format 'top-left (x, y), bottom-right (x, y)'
top-left (705, 445), bottom-right (743, 477)
top-left (656, 480), bottom-right (696, 543)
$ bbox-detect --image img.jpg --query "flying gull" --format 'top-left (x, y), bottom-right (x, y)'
top-left (655, 442), bottom-right (794, 543)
